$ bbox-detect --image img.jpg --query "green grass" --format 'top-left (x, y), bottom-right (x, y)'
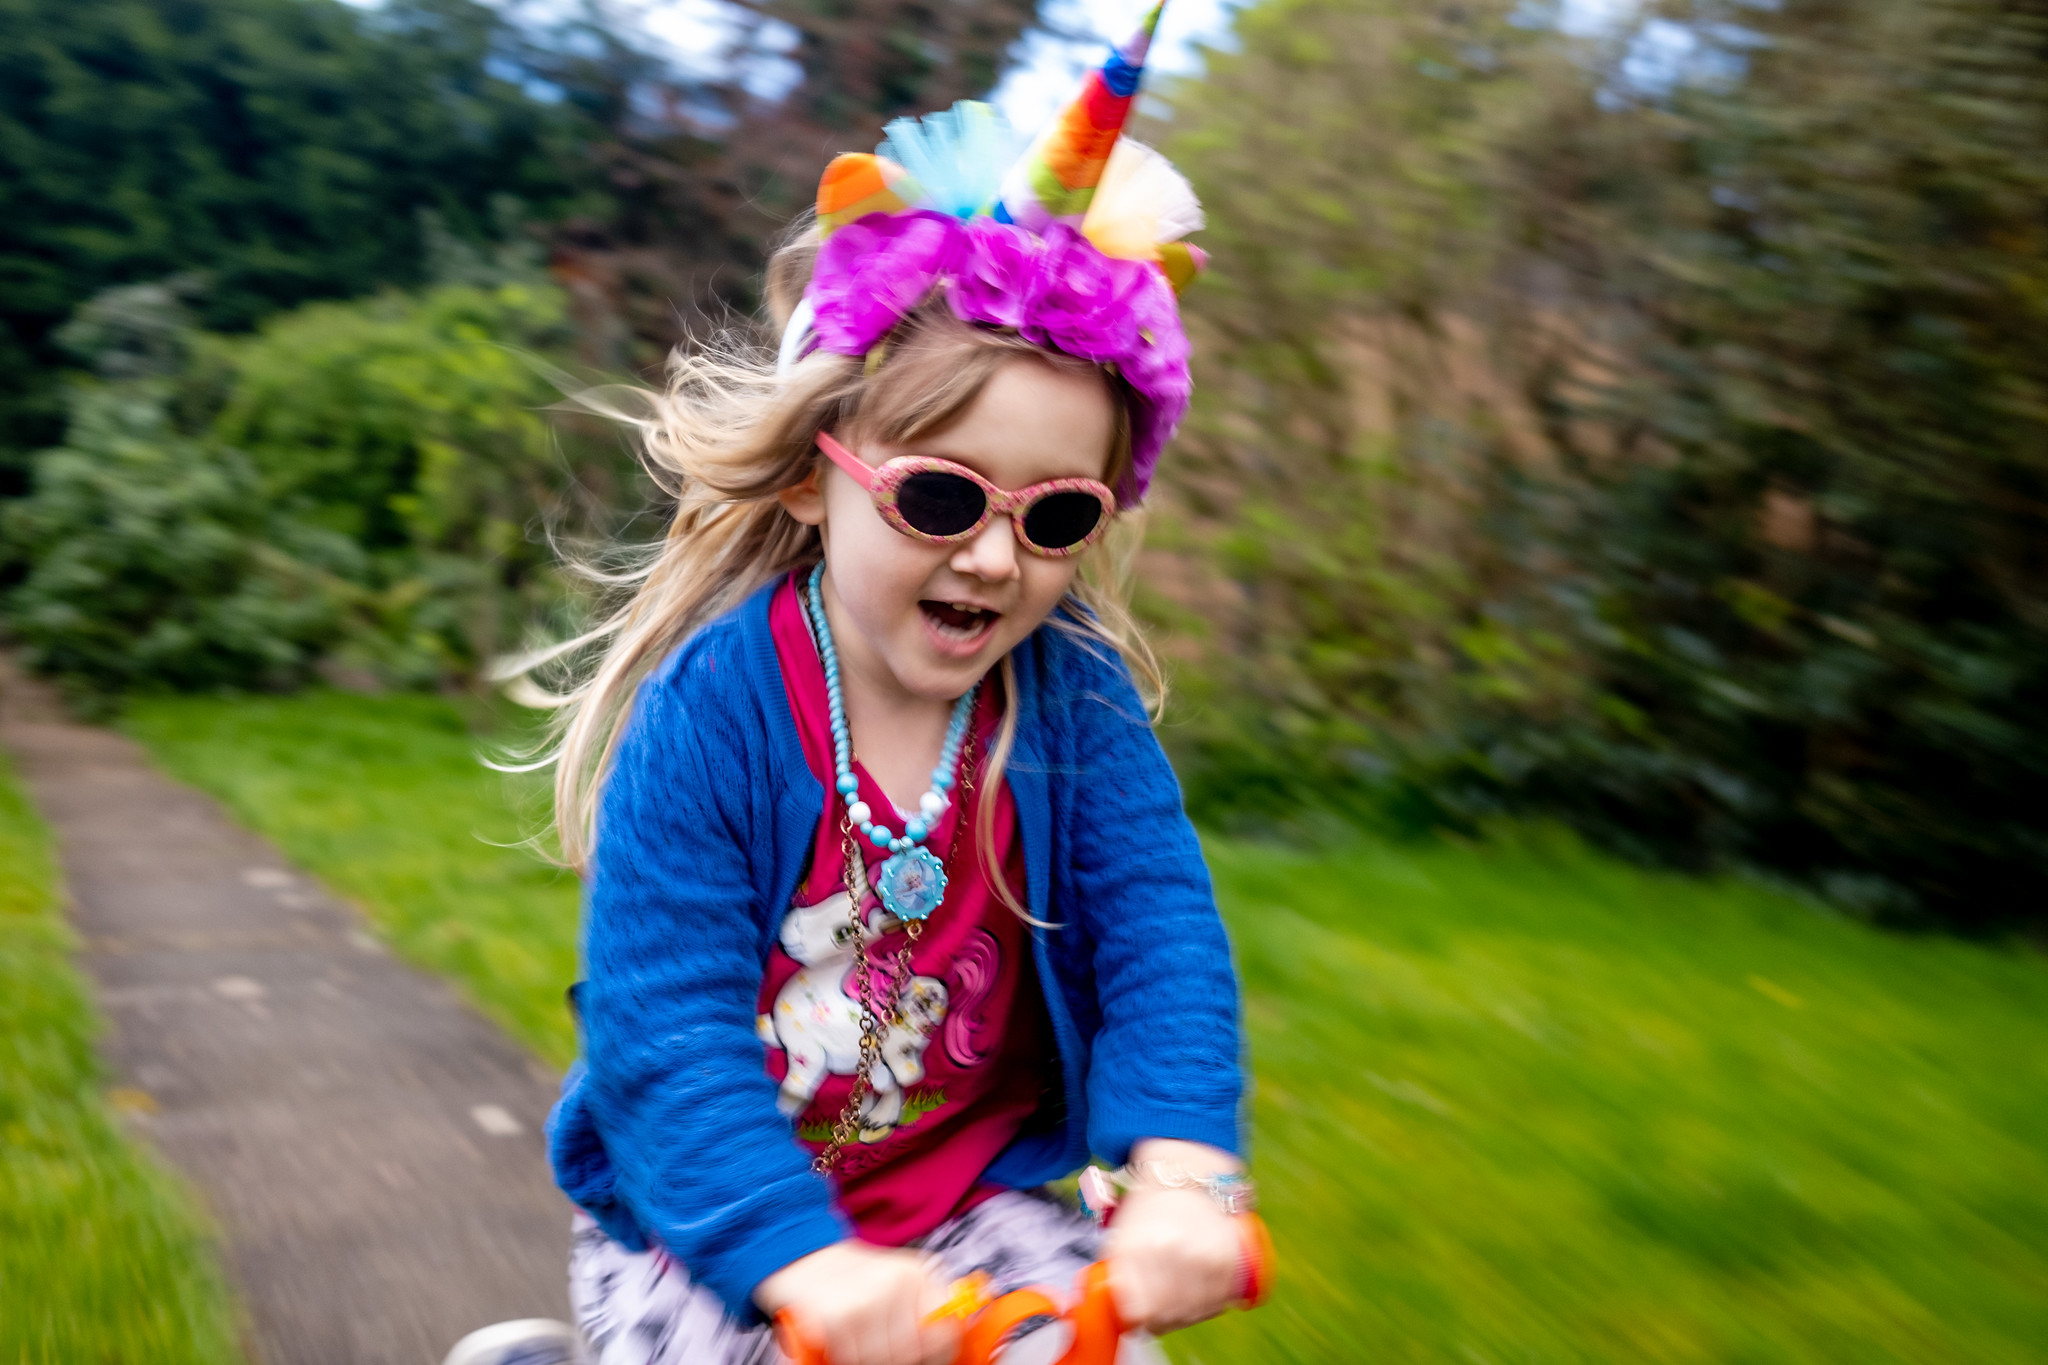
top-left (0, 750), bottom-right (246, 1364)
top-left (1182, 834), bottom-right (2048, 1364)
top-left (123, 690), bottom-right (2048, 1364)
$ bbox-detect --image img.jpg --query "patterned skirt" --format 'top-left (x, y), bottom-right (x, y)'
top-left (568, 1190), bottom-right (1168, 1365)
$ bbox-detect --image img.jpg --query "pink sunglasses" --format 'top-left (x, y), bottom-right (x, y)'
top-left (816, 432), bottom-right (1117, 557)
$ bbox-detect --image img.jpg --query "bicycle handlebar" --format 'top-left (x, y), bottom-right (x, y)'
top-left (776, 1213), bottom-right (1272, 1365)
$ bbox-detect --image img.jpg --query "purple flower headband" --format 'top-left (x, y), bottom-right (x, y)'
top-left (793, 211), bottom-right (1190, 506)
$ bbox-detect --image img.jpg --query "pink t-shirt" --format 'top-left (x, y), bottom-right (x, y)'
top-left (758, 574), bottom-right (1053, 1246)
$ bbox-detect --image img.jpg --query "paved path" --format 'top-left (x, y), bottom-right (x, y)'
top-left (0, 663), bottom-right (575, 1365)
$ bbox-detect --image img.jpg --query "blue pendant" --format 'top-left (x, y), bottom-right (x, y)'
top-left (875, 846), bottom-right (947, 921)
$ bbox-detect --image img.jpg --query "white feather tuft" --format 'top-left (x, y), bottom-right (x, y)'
top-left (1082, 139), bottom-right (1205, 262)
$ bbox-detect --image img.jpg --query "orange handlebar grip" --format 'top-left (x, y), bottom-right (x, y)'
top-left (1061, 1215), bottom-right (1270, 1363)
top-left (1059, 1261), bottom-right (1126, 1365)
top-left (775, 1219), bottom-right (1271, 1365)
top-left (773, 1309), bottom-right (829, 1365)
top-left (1234, 1214), bottom-right (1275, 1308)
top-left (957, 1287), bottom-right (1061, 1365)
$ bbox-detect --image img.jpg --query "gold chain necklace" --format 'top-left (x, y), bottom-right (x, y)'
top-left (812, 738), bottom-right (977, 1174)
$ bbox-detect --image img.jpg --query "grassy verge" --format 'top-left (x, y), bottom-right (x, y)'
top-left (124, 690), bottom-right (2048, 1363)
top-left (0, 750), bottom-right (246, 1364)
top-left (1187, 833), bottom-right (2048, 1364)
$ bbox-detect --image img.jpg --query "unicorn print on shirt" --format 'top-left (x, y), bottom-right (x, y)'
top-left (757, 887), bottom-right (950, 1143)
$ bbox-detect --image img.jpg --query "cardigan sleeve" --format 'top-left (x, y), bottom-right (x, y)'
top-left (577, 636), bottom-right (849, 1320)
top-left (1050, 638), bottom-right (1247, 1165)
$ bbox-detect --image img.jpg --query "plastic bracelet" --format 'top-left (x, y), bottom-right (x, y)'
top-left (1114, 1161), bottom-right (1259, 1216)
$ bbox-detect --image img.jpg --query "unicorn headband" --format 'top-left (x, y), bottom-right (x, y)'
top-left (780, 1), bottom-right (1206, 505)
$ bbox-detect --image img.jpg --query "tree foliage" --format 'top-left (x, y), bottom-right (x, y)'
top-left (533, 0), bottom-right (1046, 367)
top-left (0, 0), bottom-right (1051, 695)
top-left (213, 278), bottom-right (607, 684)
top-left (1488, 0), bottom-right (2048, 929)
top-left (0, 0), bottom-right (1052, 481)
top-left (0, 0), bottom-right (586, 476)
top-left (1151, 0), bottom-right (1583, 824)
top-left (2, 387), bottom-right (356, 698)
top-left (4, 271), bottom-right (617, 697)
top-left (734, 0), bottom-right (1038, 137)
top-left (1155, 0), bottom-right (2048, 931)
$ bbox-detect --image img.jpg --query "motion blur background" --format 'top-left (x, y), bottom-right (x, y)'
top-left (1, 0), bottom-right (2044, 1361)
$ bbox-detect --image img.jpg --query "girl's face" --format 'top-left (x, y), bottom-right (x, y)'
top-left (785, 354), bottom-right (1118, 704)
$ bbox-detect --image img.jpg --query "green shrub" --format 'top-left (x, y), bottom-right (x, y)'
top-left (209, 280), bottom-right (607, 686)
top-left (3, 386), bottom-right (356, 698)
top-left (1151, 0), bottom-right (2048, 931)
top-left (215, 283), bottom-right (570, 544)
top-left (1149, 0), bottom-right (1583, 832)
top-left (0, 0), bottom-right (592, 476)
top-left (1441, 0), bottom-right (2048, 931)
top-left (4, 275), bottom-right (616, 697)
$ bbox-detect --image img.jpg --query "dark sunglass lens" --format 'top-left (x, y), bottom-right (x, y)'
top-left (895, 471), bottom-right (986, 537)
top-left (1021, 491), bottom-right (1105, 549)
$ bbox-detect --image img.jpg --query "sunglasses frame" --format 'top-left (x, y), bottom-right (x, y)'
top-left (815, 432), bottom-right (1117, 558)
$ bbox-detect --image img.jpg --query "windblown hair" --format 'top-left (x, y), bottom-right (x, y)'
top-left (513, 229), bottom-right (1163, 913)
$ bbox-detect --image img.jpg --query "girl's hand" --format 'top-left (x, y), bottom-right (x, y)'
top-left (755, 1240), bottom-right (961, 1365)
top-left (1103, 1140), bottom-right (1247, 1335)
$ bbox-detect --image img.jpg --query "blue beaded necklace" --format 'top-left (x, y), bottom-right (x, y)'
top-left (803, 562), bottom-right (980, 923)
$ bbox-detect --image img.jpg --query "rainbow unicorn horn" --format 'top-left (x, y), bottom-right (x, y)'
top-left (994, 2), bottom-right (1166, 233)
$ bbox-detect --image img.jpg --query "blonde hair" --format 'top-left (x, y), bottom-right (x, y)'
top-left (515, 232), bottom-right (1164, 917)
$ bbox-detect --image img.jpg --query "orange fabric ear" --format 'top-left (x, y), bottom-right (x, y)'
top-left (817, 154), bottom-right (920, 237)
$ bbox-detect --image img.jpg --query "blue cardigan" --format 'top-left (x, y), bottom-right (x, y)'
top-left (546, 579), bottom-right (1244, 1321)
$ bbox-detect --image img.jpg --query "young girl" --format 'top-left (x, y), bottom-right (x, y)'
top-left (536, 10), bottom-right (1252, 1363)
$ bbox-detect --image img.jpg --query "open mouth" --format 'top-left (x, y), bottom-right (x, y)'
top-left (920, 599), bottom-right (1001, 644)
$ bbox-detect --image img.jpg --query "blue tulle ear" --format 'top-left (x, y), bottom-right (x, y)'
top-left (877, 101), bottom-right (1021, 220)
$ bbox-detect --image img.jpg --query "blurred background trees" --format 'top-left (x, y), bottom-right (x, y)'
top-left (1485, 0), bottom-right (2048, 931)
top-left (0, 0), bottom-right (1043, 690)
top-left (2, 0), bottom-right (2045, 931)
top-left (1150, 0), bottom-right (2048, 931)
top-left (0, 0), bottom-right (583, 477)
top-left (1, 264), bottom-right (608, 700)
top-left (1146, 0), bottom-right (1583, 825)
